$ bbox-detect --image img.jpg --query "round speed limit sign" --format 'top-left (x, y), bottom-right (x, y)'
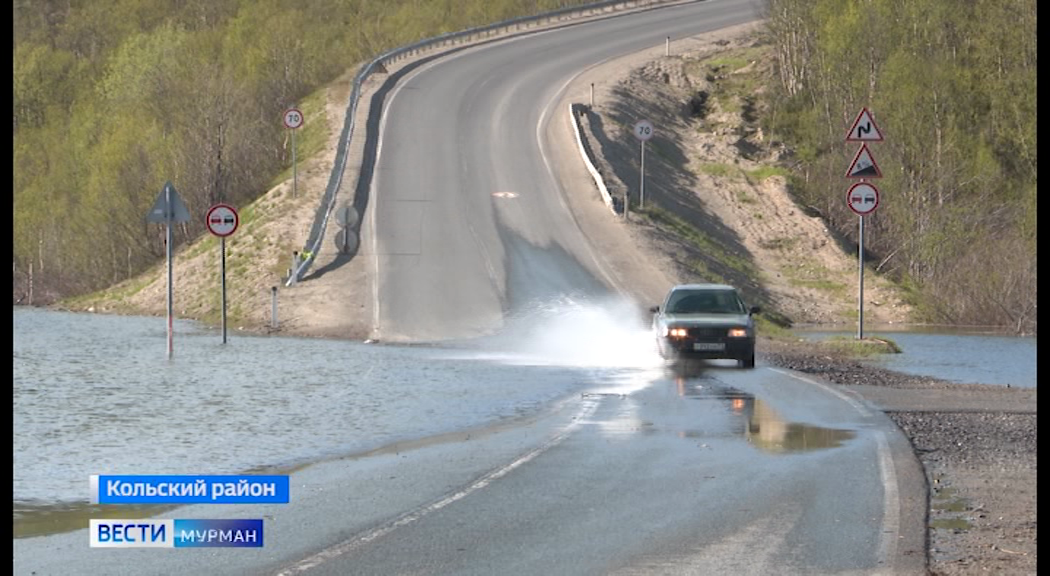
top-left (634, 120), bottom-right (654, 141)
top-left (283, 108), bottom-right (303, 129)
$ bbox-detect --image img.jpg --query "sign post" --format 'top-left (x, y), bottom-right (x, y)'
top-left (845, 107), bottom-right (884, 340)
top-left (147, 182), bottom-right (191, 358)
top-left (206, 203), bottom-right (239, 344)
top-left (633, 119), bottom-right (654, 210)
top-left (284, 108), bottom-right (304, 197)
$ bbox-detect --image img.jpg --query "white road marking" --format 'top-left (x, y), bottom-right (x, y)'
top-left (768, 367), bottom-right (873, 418)
top-left (274, 399), bottom-right (599, 575)
top-left (769, 367), bottom-right (898, 575)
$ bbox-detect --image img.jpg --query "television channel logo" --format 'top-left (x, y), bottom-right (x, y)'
top-left (90, 519), bottom-right (264, 548)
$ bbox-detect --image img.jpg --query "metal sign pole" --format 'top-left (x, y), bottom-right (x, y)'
top-left (858, 214), bottom-right (864, 340)
top-left (632, 119), bottom-right (654, 213)
top-left (221, 237), bottom-right (228, 344)
top-left (292, 127), bottom-right (297, 199)
top-left (148, 181), bottom-right (190, 358)
top-left (640, 140), bottom-right (646, 209)
top-left (166, 187), bottom-right (174, 359)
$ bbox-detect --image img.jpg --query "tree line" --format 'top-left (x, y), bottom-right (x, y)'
top-left (13, 0), bottom-right (589, 303)
top-left (763, 0), bottom-right (1036, 333)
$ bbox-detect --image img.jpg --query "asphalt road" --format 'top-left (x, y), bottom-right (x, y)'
top-left (271, 363), bottom-right (925, 575)
top-left (370, 0), bottom-right (762, 342)
top-left (14, 361), bottom-right (925, 575)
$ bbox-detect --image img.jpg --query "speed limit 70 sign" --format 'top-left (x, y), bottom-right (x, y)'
top-left (283, 108), bottom-right (303, 129)
top-left (633, 120), bottom-right (654, 141)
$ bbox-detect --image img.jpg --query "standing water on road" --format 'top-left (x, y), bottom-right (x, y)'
top-left (796, 327), bottom-right (1036, 388)
top-left (15, 305), bottom-right (1032, 536)
top-left (13, 301), bottom-right (660, 512)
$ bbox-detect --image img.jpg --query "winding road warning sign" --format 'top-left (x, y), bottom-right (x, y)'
top-left (846, 107), bottom-right (883, 141)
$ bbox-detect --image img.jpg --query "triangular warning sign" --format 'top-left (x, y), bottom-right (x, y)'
top-left (846, 107), bottom-right (884, 141)
top-left (846, 144), bottom-right (882, 178)
top-left (147, 181), bottom-right (192, 223)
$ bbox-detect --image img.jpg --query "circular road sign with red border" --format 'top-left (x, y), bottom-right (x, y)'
top-left (283, 108), bottom-right (303, 129)
top-left (847, 182), bottom-right (880, 216)
top-left (633, 119), bottom-right (654, 141)
top-left (206, 204), bottom-right (239, 237)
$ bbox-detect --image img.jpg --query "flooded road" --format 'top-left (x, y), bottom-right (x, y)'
top-left (16, 303), bottom-right (931, 573)
top-left (798, 328), bottom-right (1036, 389)
top-left (13, 300), bottom-right (658, 523)
top-left (17, 297), bottom-right (1033, 574)
top-left (15, 304), bottom-right (1030, 522)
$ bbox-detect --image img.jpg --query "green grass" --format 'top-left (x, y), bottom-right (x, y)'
top-left (269, 89), bottom-right (330, 189)
top-left (269, 240), bottom-right (297, 280)
top-left (704, 45), bottom-right (766, 71)
top-left (822, 335), bottom-right (902, 356)
top-left (755, 315), bottom-right (794, 337)
top-left (714, 92), bottom-right (742, 116)
top-left (780, 260), bottom-right (849, 296)
top-left (746, 166), bottom-right (790, 182)
top-left (643, 206), bottom-right (758, 279)
top-left (61, 267), bottom-right (158, 309)
top-left (697, 162), bottom-right (738, 178)
top-left (238, 203), bottom-right (256, 225)
top-left (183, 235), bottom-right (214, 259)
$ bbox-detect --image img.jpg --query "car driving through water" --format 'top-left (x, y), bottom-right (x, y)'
top-left (650, 283), bottom-right (760, 368)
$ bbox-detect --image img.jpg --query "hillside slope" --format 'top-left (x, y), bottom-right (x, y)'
top-left (71, 21), bottom-right (912, 338)
top-left (573, 21), bottom-right (911, 327)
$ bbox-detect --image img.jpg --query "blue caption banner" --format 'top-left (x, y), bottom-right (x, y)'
top-left (90, 519), bottom-right (264, 548)
top-left (90, 475), bottom-right (290, 504)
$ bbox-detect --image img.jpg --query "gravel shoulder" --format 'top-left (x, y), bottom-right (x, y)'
top-left (760, 339), bottom-right (1037, 576)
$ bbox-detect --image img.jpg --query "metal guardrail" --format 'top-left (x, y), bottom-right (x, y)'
top-left (288, 0), bottom-right (676, 285)
top-left (569, 103), bottom-right (617, 215)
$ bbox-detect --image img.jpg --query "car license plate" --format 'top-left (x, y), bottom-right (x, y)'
top-left (693, 342), bottom-right (725, 351)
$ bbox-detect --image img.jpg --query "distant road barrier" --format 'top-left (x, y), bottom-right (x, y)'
top-left (288, 0), bottom-right (681, 285)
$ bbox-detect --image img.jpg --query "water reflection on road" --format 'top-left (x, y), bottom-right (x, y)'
top-left (669, 367), bottom-right (855, 453)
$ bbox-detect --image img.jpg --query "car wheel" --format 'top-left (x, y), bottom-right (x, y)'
top-left (739, 351), bottom-right (755, 369)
